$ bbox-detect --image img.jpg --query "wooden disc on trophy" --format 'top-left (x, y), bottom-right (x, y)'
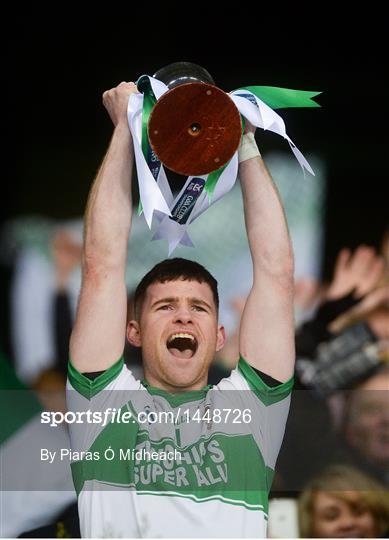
top-left (148, 82), bottom-right (242, 176)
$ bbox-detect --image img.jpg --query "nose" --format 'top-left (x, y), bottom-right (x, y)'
top-left (336, 513), bottom-right (359, 535)
top-left (173, 305), bottom-right (193, 325)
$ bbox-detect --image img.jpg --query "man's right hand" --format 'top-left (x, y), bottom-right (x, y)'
top-left (102, 81), bottom-right (139, 127)
top-left (70, 81), bottom-right (135, 373)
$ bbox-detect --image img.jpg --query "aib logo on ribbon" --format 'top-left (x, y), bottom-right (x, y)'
top-left (146, 146), bottom-right (162, 180)
top-left (170, 178), bottom-right (205, 224)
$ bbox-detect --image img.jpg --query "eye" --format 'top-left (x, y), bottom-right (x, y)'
top-left (193, 305), bottom-right (206, 312)
top-left (352, 504), bottom-right (367, 517)
top-left (158, 304), bottom-right (173, 311)
top-left (322, 509), bottom-right (340, 521)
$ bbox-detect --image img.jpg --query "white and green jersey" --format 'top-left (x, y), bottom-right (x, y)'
top-left (67, 356), bottom-right (293, 538)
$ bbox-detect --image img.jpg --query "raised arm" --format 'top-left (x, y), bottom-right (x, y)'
top-left (238, 125), bottom-right (295, 382)
top-left (70, 82), bottom-right (138, 373)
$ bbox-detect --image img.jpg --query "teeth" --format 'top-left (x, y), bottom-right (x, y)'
top-left (168, 333), bottom-right (195, 342)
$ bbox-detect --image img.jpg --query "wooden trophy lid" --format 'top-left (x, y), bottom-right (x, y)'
top-left (148, 82), bottom-right (242, 176)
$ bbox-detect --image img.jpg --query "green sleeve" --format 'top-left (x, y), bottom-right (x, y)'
top-left (238, 355), bottom-right (294, 406)
top-left (67, 356), bottom-right (124, 400)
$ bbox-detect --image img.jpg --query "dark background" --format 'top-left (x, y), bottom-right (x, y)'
top-left (4, 11), bottom-right (387, 273)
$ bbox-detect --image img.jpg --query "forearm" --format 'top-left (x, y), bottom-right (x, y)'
top-left (239, 156), bottom-right (294, 278)
top-left (238, 152), bottom-right (295, 381)
top-left (84, 123), bottom-right (133, 270)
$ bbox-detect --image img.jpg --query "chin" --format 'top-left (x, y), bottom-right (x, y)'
top-left (162, 363), bottom-right (207, 390)
top-left (164, 369), bottom-right (204, 390)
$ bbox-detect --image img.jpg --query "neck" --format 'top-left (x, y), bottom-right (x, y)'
top-left (143, 371), bottom-right (208, 394)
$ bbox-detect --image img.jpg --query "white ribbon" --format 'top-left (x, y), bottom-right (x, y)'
top-left (152, 153), bottom-right (239, 255)
top-left (127, 78), bottom-right (314, 253)
top-left (152, 174), bottom-right (206, 255)
top-left (127, 81), bottom-right (171, 228)
top-left (152, 165), bottom-right (195, 249)
top-left (230, 90), bottom-right (314, 176)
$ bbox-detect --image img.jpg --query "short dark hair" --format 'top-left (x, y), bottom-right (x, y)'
top-left (134, 258), bottom-right (219, 318)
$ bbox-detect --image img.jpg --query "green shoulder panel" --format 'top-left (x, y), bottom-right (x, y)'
top-left (68, 356), bottom-right (124, 400)
top-left (238, 356), bottom-right (294, 406)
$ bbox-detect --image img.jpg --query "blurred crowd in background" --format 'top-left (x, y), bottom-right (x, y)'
top-left (0, 152), bottom-right (388, 538)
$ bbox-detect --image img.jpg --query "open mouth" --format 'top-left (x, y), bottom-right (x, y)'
top-left (167, 333), bottom-right (198, 359)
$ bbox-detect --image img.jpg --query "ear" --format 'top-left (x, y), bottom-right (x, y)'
top-left (216, 325), bottom-right (226, 352)
top-left (127, 320), bottom-right (142, 347)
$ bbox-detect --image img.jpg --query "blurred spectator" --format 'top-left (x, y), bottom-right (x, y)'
top-left (0, 348), bottom-right (76, 537)
top-left (10, 224), bottom-right (82, 384)
top-left (341, 365), bottom-right (389, 485)
top-left (276, 245), bottom-right (387, 491)
top-left (298, 464), bottom-right (389, 538)
top-left (296, 245), bottom-right (385, 360)
top-left (32, 368), bottom-right (67, 414)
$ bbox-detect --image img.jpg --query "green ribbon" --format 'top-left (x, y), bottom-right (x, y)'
top-left (141, 84), bottom-right (156, 157)
top-left (137, 77), bottom-right (157, 215)
top-left (136, 79), bottom-right (321, 208)
top-left (236, 86), bottom-right (321, 109)
top-left (204, 162), bottom-right (228, 199)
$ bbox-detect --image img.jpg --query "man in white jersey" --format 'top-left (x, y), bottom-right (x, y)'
top-left (67, 81), bottom-right (295, 537)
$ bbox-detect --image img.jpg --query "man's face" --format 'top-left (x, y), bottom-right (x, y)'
top-left (127, 279), bottom-right (226, 392)
top-left (344, 372), bottom-right (389, 468)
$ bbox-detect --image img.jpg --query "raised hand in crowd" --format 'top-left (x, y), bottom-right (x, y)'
top-left (325, 245), bottom-right (385, 301)
top-left (329, 284), bottom-right (389, 338)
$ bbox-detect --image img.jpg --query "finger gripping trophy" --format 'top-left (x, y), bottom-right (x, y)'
top-left (129, 62), bottom-right (321, 253)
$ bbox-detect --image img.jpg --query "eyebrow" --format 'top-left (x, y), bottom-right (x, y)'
top-left (151, 297), bottom-right (213, 311)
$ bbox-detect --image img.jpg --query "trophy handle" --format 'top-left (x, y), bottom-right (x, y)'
top-left (153, 62), bottom-right (215, 89)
